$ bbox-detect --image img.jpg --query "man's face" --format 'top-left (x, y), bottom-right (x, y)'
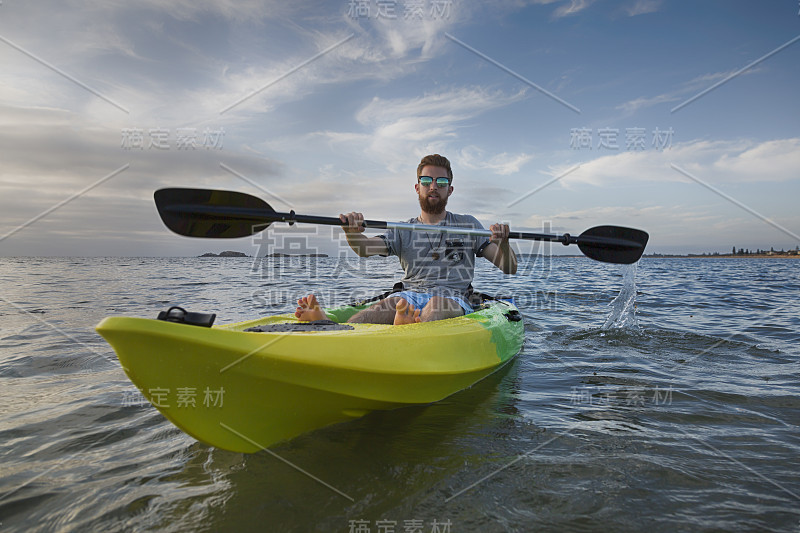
top-left (415, 165), bottom-right (453, 215)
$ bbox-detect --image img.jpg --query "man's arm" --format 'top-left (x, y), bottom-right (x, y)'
top-left (340, 212), bottom-right (389, 257)
top-left (481, 223), bottom-right (517, 275)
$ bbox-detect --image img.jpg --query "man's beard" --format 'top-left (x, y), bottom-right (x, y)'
top-left (419, 192), bottom-right (448, 215)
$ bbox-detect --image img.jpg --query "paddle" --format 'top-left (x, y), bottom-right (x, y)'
top-left (154, 188), bottom-right (649, 264)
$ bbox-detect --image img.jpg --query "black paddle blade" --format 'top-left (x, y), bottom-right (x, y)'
top-left (154, 188), bottom-right (275, 238)
top-left (577, 225), bottom-right (649, 264)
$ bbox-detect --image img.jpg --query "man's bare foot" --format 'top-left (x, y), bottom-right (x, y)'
top-left (295, 294), bottom-right (327, 321)
top-left (393, 299), bottom-right (421, 325)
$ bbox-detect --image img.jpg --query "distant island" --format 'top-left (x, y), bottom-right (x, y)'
top-left (199, 251), bottom-right (249, 257)
top-left (198, 251), bottom-right (330, 258)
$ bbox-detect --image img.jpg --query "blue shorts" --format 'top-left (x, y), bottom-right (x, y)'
top-left (386, 291), bottom-right (473, 315)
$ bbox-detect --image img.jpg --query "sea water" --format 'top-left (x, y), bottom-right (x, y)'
top-left (0, 256), bottom-right (798, 532)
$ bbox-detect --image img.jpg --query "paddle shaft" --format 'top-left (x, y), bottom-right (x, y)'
top-left (172, 204), bottom-right (644, 247)
top-left (258, 208), bottom-right (623, 247)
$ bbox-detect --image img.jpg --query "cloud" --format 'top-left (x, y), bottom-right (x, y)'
top-left (712, 139), bottom-right (800, 181)
top-left (506, 137), bottom-right (799, 251)
top-left (549, 138), bottom-right (800, 188)
top-left (241, 86), bottom-right (532, 223)
top-left (615, 67), bottom-right (763, 116)
top-left (517, 203), bottom-right (777, 250)
top-left (0, 1), bottom-right (462, 128)
top-left (551, 0), bottom-right (597, 18)
top-left (226, 85), bottom-right (535, 227)
top-left (625, 0), bottom-right (662, 16)
top-left (0, 0), bottom-right (476, 255)
top-left (0, 0), bottom-right (475, 134)
top-left (313, 86), bottom-right (529, 171)
top-left (0, 103), bottom-right (284, 252)
top-left (523, 204), bottom-right (698, 226)
top-left (356, 86), bottom-right (526, 126)
top-left (615, 93), bottom-right (681, 115)
top-left (457, 146), bottom-right (535, 175)
top-left (366, 15), bottom-right (452, 59)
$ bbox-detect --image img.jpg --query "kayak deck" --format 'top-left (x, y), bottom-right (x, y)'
top-left (96, 300), bottom-right (524, 453)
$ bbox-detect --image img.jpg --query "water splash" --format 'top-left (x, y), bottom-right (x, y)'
top-left (602, 262), bottom-right (639, 330)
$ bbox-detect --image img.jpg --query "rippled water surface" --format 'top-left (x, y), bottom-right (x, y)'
top-left (0, 256), bottom-right (798, 532)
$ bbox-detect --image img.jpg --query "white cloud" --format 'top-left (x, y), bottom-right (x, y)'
top-left (626, 0), bottom-right (662, 16)
top-left (457, 146), bottom-right (534, 175)
top-left (712, 139), bottom-right (800, 181)
top-left (550, 138), bottom-right (800, 188)
top-left (615, 67), bottom-right (762, 116)
top-left (615, 93), bottom-right (681, 116)
top-left (354, 0), bottom-right (471, 59)
top-left (0, 0), bottom-right (476, 254)
top-left (310, 87), bottom-right (530, 172)
top-left (0, 1), bottom-right (462, 128)
top-left (528, 0), bottom-right (595, 18)
top-left (0, 102), bottom-right (285, 252)
top-left (239, 87), bottom-right (532, 223)
top-left (517, 202), bottom-right (792, 251)
top-left (552, 0), bottom-right (596, 18)
top-left (356, 87), bottom-right (526, 126)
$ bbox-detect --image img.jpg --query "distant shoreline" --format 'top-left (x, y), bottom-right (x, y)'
top-left (643, 254), bottom-right (800, 259)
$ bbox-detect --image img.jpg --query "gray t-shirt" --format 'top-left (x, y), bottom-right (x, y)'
top-left (378, 212), bottom-right (490, 299)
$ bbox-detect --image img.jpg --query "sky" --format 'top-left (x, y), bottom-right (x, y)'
top-left (0, 0), bottom-right (798, 257)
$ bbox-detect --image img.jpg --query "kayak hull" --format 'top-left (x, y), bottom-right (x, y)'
top-left (96, 300), bottom-right (524, 452)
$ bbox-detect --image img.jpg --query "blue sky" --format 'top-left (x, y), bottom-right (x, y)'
top-left (0, 0), bottom-right (798, 256)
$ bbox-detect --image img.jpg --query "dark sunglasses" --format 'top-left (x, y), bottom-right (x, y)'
top-left (418, 176), bottom-right (450, 188)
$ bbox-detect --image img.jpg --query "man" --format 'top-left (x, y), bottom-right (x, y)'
top-left (296, 154), bottom-right (516, 325)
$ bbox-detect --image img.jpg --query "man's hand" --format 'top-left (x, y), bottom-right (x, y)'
top-left (339, 212), bottom-right (365, 233)
top-left (338, 211), bottom-right (388, 257)
top-left (484, 222), bottom-right (516, 275)
top-left (489, 222), bottom-right (510, 243)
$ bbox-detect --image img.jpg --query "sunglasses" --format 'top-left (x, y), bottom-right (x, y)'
top-left (418, 176), bottom-right (450, 188)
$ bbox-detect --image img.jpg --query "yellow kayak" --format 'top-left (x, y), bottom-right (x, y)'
top-left (95, 299), bottom-right (524, 453)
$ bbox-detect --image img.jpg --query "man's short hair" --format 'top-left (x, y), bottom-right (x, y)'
top-left (417, 154), bottom-right (453, 181)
